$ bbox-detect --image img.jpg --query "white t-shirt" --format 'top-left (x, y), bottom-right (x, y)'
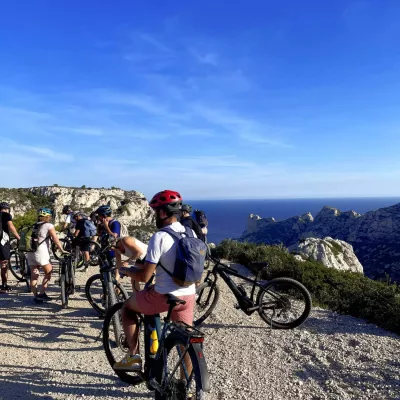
top-left (146, 221), bottom-right (196, 296)
top-left (65, 213), bottom-right (76, 228)
top-left (37, 222), bottom-right (54, 252)
top-left (26, 222), bottom-right (54, 266)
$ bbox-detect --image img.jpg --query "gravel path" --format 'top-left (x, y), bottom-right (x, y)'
top-left (0, 262), bottom-right (399, 400)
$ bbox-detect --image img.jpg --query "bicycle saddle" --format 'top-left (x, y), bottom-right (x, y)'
top-left (165, 293), bottom-right (186, 306)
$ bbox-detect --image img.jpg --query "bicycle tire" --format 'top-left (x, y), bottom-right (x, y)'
top-left (24, 259), bottom-right (31, 293)
top-left (69, 263), bottom-right (76, 296)
top-left (60, 274), bottom-right (68, 309)
top-left (193, 281), bottom-right (220, 327)
top-left (102, 302), bottom-right (144, 385)
top-left (85, 274), bottom-right (128, 315)
top-left (155, 332), bottom-right (207, 400)
top-left (88, 241), bottom-right (102, 266)
top-left (256, 277), bottom-right (312, 329)
top-left (8, 251), bottom-right (25, 282)
top-left (52, 238), bottom-right (72, 261)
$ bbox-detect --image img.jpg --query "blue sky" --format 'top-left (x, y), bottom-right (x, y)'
top-left (1, 0), bottom-right (400, 200)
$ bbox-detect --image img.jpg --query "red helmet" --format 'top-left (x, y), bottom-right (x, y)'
top-left (149, 190), bottom-right (182, 212)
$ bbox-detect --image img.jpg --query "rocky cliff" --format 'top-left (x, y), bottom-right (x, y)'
top-left (241, 204), bottom-right (400, 281)
top-left (289, 237), bottom-right (364, 273)
top-left (0, 186), bottom-right (156, 239)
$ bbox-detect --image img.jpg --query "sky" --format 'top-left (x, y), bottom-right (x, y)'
top-left (1, 0), bottom-right (400, 200)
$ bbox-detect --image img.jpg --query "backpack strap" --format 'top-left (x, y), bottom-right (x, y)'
top-left (35, 222), bottom-right (51, 248)
top-left (160, 226), bottom-right (193, 240)
top-left (157, 226), bottom-right (193, 276)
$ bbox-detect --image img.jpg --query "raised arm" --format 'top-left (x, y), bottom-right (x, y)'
top-left (7, 221), bottom-right (20, 241)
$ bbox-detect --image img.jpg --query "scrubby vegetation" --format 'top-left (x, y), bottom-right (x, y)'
top-left (12, 209), bottom-right (38, 231)
top-left (213, 240), bottom-right (400, 334)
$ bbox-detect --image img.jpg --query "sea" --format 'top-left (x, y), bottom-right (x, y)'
top-left (187, 198), bottom-right (400, 245)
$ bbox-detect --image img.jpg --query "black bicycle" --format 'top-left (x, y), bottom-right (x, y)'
top-left (8, 248), bottom-right (31, 292)
top-left (103, 289), bottom-right (210, 399)
top-left (52, 230), bottom-right (101, 269)
top-left (85, 240), bottom-right (128, 316)
top-left (194, 256), bottom-right (312, 329)
top-left (59, 254), bottom-right (76, 309)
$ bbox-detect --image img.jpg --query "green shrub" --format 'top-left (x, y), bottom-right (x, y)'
top-left (13, 209), bottom-right (38, 231)
top-left (214, 240), bottom-right (400, 334)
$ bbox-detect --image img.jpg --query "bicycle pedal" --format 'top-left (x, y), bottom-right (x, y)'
top-left (234, 303), bottom-right (241, 309)
top-left (75, 285), bottom-right (81, 290)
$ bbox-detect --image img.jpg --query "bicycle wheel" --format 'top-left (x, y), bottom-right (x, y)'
top-left (8, 251), bottom-right (25, 282)
top-left (257, 277), bottom-right (312, 329)
top-left (60, 274), bottom-right (68, 309)
top-left (193, 281), bottom-right (220, 327)
top-left (85, 274), bottom-right (128, 315)
top-left (88, 241), bottom-right (102, 266)
top-left (155, 332), bottom-right (207, 400)
top-left (102, 302), bottom-right (144, 385)
top-left (24, 259), bottom-right (31, 293)
top-left (52, 239), bottom-right (72, 261)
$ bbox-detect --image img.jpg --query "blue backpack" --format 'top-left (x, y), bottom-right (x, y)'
top-left (83, 219), bottom-right (97, 237)
top-left (159, 226), bottom-right (207, 287)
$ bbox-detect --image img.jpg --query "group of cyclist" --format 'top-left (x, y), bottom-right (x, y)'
top-left (0, 191), bottom-right (206, 360)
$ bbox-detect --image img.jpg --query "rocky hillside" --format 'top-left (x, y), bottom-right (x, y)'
top-left (0, 186), bottom-right (156, 240)
top-left (241, 203), bottom-right (400, 281)
top-left (289, 237), bottom-right (364, 273)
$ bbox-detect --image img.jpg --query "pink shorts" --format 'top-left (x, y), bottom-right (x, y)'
top-left (136, 285), bottom-right (195, 325)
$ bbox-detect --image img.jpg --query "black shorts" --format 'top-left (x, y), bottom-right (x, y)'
top-left (0, 241), bottom-right (11, 262)
top-left (73, 237), bottom-right (91, 252)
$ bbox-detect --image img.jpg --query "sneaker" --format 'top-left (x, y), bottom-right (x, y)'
top-left (113, 354), bottom-right (142, 371)
top-left (34, 296), bottom-right (44, 303)
top-left (37, 293), bottom-right (53, 302)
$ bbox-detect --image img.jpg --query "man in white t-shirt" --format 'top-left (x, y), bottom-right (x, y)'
top-left (62, 205), bottom-right (76, 231)
top-left (114, 190), bottom-right (196, 371)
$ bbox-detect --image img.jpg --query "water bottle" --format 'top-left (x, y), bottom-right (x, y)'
top-left (149, 327), bottom-right (159, 358)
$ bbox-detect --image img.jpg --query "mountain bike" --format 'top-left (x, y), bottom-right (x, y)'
top-left (103, 292), bottom-right (210, 399)
top-left (52, 230), bottom-right (101, 269)
top-left (194, 256), bottom-right (312, 329)
top-left (85, 240), bottom-right (128, 316)
top-left (59, 254), bottom-right (76, 309)
top-left (8, 249), bottom-right (31, 292)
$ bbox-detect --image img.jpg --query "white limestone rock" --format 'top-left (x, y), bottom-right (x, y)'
top-left (289, 237), bottom-right (363, 273)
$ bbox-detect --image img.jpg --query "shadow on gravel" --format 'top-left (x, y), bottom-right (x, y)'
top-left (0, 311), bottom-right (103, 351)
top-left (0, 364), bottom-right (152, 399)
top-left (303, 309), bottom-right (400, 338)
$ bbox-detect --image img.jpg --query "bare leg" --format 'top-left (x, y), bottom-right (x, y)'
top-left (31, 266), bottom-right (40, 297)
top-left (83, 251), bottom-right (90, 263)
top-left (1, 260), bottom-right (8, 285)
top-left (40, 264), bottom-right (53, 294)
top-left (122, 292), bottom-right (141, 355)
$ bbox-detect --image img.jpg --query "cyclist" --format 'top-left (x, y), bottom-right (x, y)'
top-left (26, 208), bottom-right (67, 302)
top-left (61, 205), bottom-right (76, 232)
top-left (114, 190), bottom-right (196, 371)
top-left (0, 202), bottom-right (20, 292)
top-left (73, 211), bottom-right (95, 268)
top-left (113, 236), bottom-right (148, 291)
top-left (95, 205), bottom-right (121, 263)
top-left (180, 204), bottom-right (205, 241)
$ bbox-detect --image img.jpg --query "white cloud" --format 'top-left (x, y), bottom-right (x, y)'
top-left (139, 34), bottom-right (172, 53)
top-left (189, 48), bottom-right (219, 66)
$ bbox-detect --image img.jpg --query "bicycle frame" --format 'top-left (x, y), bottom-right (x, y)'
top-left (202, 260), bottom-right (266, 315)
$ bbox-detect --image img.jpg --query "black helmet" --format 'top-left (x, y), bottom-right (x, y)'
top-left (0, 202), bottom-right (10, 211)
top-left (181, 204), bottom-right (192, 213)
top-left (62, 205), bottom-right (72, 214)
top-left (96, 205), bottom-right (112, 216)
